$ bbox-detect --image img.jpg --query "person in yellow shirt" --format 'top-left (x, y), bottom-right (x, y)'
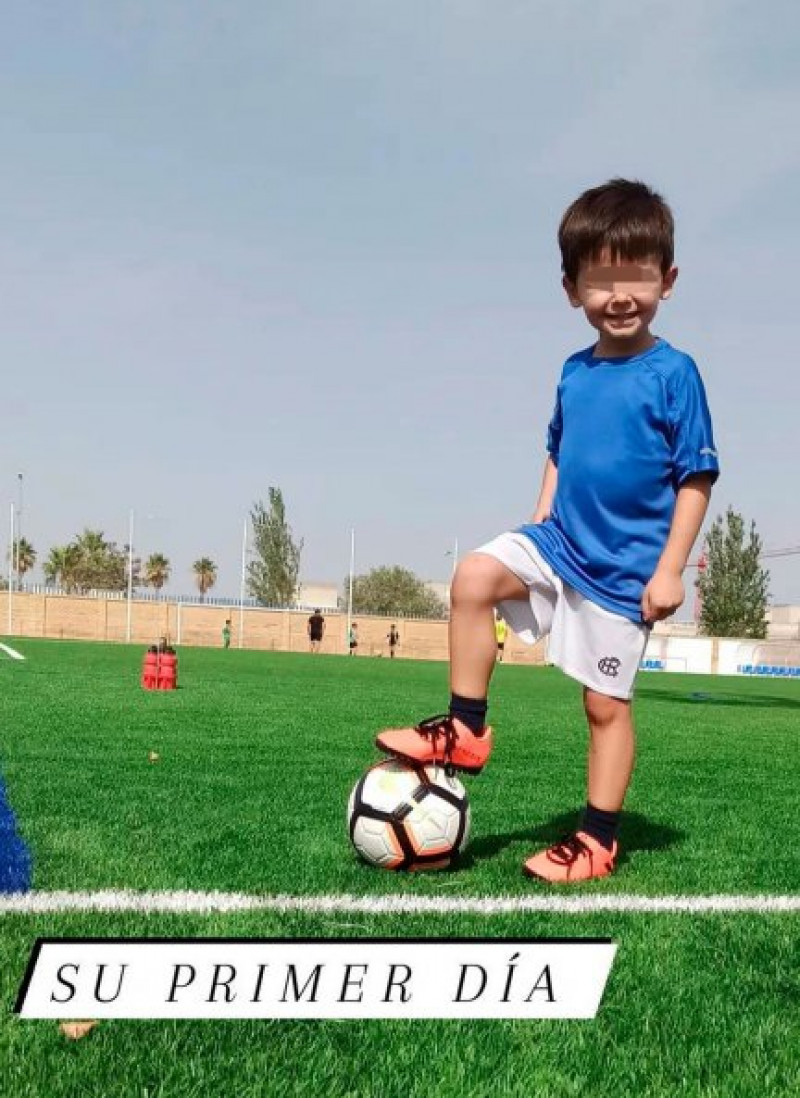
top-left (494, 613), bottom-right (508, 662)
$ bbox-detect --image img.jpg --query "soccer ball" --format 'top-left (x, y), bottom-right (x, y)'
top-left (347, 758), bottom-right (471, 871)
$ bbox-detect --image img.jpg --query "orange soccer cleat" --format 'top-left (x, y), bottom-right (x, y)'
top-left (375, 714), bottom-right (493, 775)
top-left (523, 831), bottom-right (618, 884)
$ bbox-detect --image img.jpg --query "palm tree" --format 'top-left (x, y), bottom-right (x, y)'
top-left (43, 545), bottom-right (81, 592)
top-left (144, 553), bottom-right (171, 597)
top-left (11, 537), bottom-right (36, 583)
top-left (72, 529), bottom-right (111, 591)
top-left (74, 529), bottom-right (108, 560)
top-left (192, 558), bottom-right (217, 601)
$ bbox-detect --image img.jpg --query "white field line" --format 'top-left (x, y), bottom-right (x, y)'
top-left (0, 643), bottom-right (25, 661)
top-left (0, 890), bottom-right (799, 916)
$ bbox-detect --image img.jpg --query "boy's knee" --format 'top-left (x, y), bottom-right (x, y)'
top-left (584, 689), bottom-right (629, 729)
top-left (451, 554), bottom-right (500, 608)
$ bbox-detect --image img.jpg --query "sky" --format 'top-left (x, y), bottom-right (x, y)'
top-left (2, 0), bottom-right (799, 612)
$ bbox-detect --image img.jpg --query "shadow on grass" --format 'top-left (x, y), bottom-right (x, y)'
top-left (637, 687), bottom-right (800, 710)
top-left (462, 810), bottom-right (683, 869)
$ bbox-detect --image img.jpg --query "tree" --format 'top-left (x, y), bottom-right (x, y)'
top-left (43, 531), bottom-right (136, 592)
top-left (44, 545), bottom-right (81, 591)
top-left (247, 489), bottom-right (303, 607)
top-left (10, 537), bottom-right (36, 582)
top-left (193, 558), bottom-right (217, 600)
top-left (696, 507), bottom-right (770, 638)
top-left (144, 553), bottom-right (171, 596)
top-left (345, 566), bottom-right (448, 618)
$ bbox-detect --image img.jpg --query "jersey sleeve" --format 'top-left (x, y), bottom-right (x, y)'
top-left (546, 388), bottom-right (563, 464)
top-left (668, 359), bottom-right (720, 487)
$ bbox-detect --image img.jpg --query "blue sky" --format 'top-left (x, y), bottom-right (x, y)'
top-left (2, 1), bottom-right (798, 609)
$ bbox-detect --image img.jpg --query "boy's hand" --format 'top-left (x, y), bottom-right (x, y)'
top-left (530, 508), bottom-right (550, 524)
top-left (641, 568), bottom-right (685, 623)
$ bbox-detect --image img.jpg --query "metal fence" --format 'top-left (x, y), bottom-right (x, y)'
top-left (14, 583), bottom-right (449, 621)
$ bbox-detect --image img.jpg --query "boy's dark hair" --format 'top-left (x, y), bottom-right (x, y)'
top-left (558, 179), bottom-right (674, 283)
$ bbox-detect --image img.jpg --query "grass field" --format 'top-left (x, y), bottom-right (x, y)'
top-left (1, 638), bottom-right (798, 1097)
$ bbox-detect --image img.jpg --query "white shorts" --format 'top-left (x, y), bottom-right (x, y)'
top-left (475, 532), bottom-right (650, 700)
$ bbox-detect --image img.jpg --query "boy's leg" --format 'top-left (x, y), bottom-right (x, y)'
top-left (584, 689), bottom-right (635, 812)
top-left (524, 575), bottom-right (648, 884)
top-left (449, 554), bottom-right (527, 696)
top-left (524, 689), bottom-right (633, 883)
top-left (376, 552), bottom-right (529, 771)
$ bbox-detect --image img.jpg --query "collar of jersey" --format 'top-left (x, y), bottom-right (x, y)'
top-left (588, 336), bottom-right (666, 366)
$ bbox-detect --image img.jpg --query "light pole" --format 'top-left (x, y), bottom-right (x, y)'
top-left (346, 528), bottom-right (355, 654)
top-left (694, 548), bottom-right (707, 625)
top-left (7, 503), bottom-right (14, 632)
top-left (238, 517), bottom-right (248, 649)
top-left (444, 537), bottom-right (459, 608)
top-left (126, 509), bottom-right (135, 643)
top-left (15, 473), bottom-right (23, 589)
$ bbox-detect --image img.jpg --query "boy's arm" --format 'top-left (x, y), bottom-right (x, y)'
top-left (641, 474), bottom-right (714, 623)
top-left (531, 456), bottom-right (558, 523)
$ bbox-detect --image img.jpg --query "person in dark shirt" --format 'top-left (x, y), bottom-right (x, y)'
top-left (308, 610), bottom-right (325, 653)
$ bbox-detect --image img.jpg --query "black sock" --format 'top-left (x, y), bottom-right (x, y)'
top-left (449, 693), bottom-right (488, 733)
top-left (581, 802), bottom-right (620, 851)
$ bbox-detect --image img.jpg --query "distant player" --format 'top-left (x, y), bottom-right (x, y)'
top-left (387, 624), bottom-right (400, 658)
top-left (307, 609), bottom-right (325, 653)
top-left (376, 179), bottom-right (719, 883)
top-left (349, 622), bottom-right (359, 655)
top-left (494, 614), bottom-right (507, 662)
top-left (222, 620), bottom-right (231, 649)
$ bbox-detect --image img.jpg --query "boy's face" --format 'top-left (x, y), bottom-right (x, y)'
top-left (563, 251), bottom-right (678, 351)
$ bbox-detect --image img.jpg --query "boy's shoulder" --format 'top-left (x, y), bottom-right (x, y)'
top-left (561, 338), bottom-right (701, 386)
top-left (638, 339), bottom-right (701, 386)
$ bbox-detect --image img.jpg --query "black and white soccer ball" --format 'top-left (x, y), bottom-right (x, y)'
top-left (347, 758), bottom-right (471, 871)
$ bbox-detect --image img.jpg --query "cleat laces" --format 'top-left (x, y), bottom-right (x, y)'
top-left (414, 714), bottom-right (459, 774)
top-left (546, 834), bottom-right (593, 868)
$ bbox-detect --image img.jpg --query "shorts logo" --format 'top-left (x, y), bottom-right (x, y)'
top-left (597, 656), bottom-right (621, 677)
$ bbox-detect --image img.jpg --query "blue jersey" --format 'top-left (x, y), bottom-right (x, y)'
top-left (518, 338), bottom-right (719, 623)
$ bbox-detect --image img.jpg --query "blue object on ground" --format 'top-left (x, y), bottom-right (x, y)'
top-left (0, 775), bottom-right (32, 893)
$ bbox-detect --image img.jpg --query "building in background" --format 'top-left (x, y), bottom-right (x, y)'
top-left (766, 605), bottom-right (800, 641)
top-left (296, 582), bottom-right (338, 611)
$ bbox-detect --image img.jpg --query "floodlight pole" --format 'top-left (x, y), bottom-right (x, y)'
top-left (126, 509), bottom-right (134, 643)
top-left (346, 527), bottom-right (355, 654)
top-left (15, 473), bottom-right (23, 589)
top-left (451, 536), bottom-right (459, 577)
top-left (238, 517), bottom-right (247, 649)
top-left (7, 503), bottom-right (14, 634)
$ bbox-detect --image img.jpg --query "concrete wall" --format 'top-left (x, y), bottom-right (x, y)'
top-left (4, 592), bottom-right (799, 675)
top-left (0, 591), bottom-right (547, 666)
top-left (642, 634), bottom-right (800, 676)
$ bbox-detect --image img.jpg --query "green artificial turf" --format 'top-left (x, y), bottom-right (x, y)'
top-left (0, 638), bottom-right (798, 1097)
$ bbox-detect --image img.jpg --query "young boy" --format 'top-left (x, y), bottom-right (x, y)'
top-left (376, 179), bottom-right (719, 883)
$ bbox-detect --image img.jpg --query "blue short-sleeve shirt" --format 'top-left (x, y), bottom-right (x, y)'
top-left (518, 337), bottom-right (719, 623)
